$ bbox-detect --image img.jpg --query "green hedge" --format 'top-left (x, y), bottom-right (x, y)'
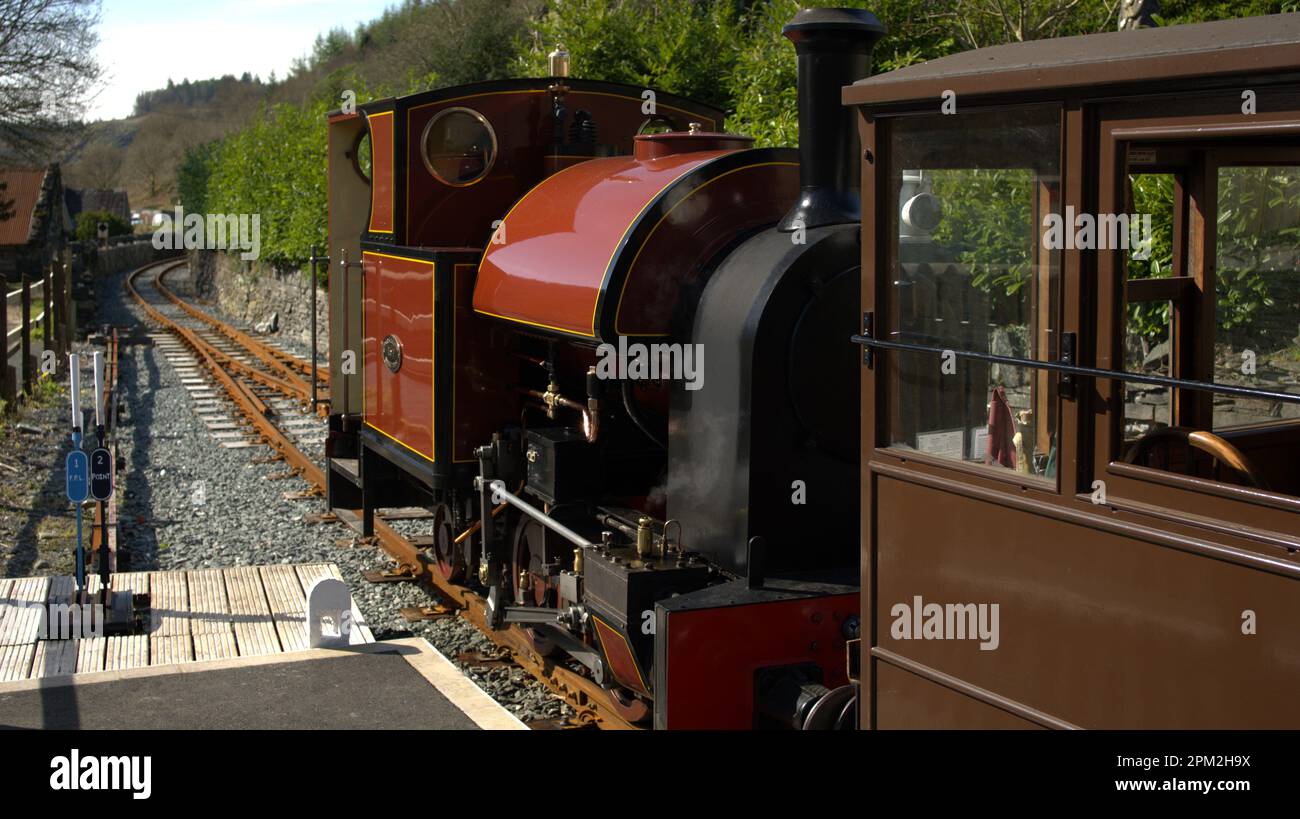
top-left (74, 210), bottom-right (132, 242)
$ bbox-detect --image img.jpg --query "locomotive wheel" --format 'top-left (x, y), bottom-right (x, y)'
top-left (511, 518), bottom-right (557, 656)
top-left (606, 687), bottom-right (652, 724)
top-left (512, 518), bottom-right (552, 606)
top-left (429, 504), bottom-right (462, 582)
top-left (802, 684), bottom-right (856, 730)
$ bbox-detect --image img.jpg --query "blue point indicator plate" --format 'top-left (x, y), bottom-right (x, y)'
top-left (66, 450), bottom-right (89, 503)
top-left (90, 448), bottom-right (113, 501)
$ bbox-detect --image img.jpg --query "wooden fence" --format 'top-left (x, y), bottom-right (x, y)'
top-left (1, 249), bottom-right (74, 405)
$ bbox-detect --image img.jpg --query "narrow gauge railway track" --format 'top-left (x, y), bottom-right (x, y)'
top-left (125, 258), bottom-right (638, 730)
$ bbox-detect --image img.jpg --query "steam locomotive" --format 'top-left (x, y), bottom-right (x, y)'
top-left (321, 7), bottom-right (880, 729)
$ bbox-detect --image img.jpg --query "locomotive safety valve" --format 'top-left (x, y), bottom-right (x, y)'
top-left (547, 44), bottom-right (570, 79)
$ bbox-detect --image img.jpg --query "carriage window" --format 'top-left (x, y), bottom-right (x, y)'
top-left (1212, 165), bottom-right (1300, 431)
top-left (885, 107), bottom-right (1061, 480)
top-left (1119, 155), bottom-right (1300, 497)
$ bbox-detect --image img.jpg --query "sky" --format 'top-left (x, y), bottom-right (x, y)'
top-left (87, 0), bottom-right (398, 122)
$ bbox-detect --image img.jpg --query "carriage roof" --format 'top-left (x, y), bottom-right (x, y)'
top-left (843, 13), bottom-right (1300, 107)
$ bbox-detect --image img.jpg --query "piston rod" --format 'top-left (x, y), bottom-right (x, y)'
top-left (475, 478), bottom-right (595, 549)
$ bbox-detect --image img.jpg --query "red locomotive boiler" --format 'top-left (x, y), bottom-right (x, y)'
top-left (321, 8), bottom-right (881, 729)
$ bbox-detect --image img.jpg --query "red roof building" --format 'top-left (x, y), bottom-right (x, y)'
top-left (0, 165), bottom-right (69, 279)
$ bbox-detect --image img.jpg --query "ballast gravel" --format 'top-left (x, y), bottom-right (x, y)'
top-left (88, 263), bottom-right (574, 726)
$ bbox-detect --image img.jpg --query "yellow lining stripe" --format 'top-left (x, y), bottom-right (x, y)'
top-left (404, 87), bottom-right (715, 129)
top-left (362, 250), bottom-right (437, 461)
top-left (613, 160), bottom-right (797, 335)
top-left (472, 159), bottom-right (600, 336)
top-left (592, 614), bottom-right (650, 694)
top-left (365, 421), bottom-right (434, 462)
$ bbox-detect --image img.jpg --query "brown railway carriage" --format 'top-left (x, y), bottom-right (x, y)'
top-left (847, 14), bottom-right (1300, 728)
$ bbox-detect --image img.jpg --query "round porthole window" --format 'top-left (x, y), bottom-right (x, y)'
top-left (421, 107), bottom-right (497, 187)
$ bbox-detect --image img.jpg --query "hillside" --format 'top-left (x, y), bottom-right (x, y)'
top-left (61, 0), bottom-right (540, 212)
top-left (62, 0), bottom-right (1300, 227)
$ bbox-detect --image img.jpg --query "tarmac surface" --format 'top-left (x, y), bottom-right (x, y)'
top-left (0, 642), bottom-right (492, 730)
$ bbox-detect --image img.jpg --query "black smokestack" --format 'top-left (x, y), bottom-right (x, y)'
top-left (777, 7), bottom-right (886, 232)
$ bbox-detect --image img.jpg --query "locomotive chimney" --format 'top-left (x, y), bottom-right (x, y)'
top-left (777, 7), bottom-right (886, 232)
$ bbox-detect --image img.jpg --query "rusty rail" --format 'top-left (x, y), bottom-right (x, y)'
top-left (152, 268), bottom-right (328, 396)
top-left (126, 261), bottom-right (324, 489)
top-left (125, 259), bottom-right (635, 729)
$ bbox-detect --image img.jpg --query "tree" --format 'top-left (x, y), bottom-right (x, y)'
top-left (513, 0), bottom-right (741, 113)
top-left (176, 141), bottom-right (216, 214)
top-left (69, 141), bottom-right (120, 189)
top-left (125, 118), bottom-right (180, 202)
top-left (0, 0), bottom-right (102, 158)
top-left (938, 0), bottom-right (1121, 49)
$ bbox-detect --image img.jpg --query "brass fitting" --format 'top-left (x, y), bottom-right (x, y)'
top-left (543, 379), bottom-right (560, 420)
top-left (636, 516), bottom-right (653, 558)
top-left (548, 45), bottom-right (571, 78)
top-left (573, 547), bottom-right (584, 574)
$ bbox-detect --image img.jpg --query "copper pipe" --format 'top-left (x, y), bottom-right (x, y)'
top-left (519, 388), bottom-right (599, 443)
top-left (453, 480), bottom-right (523, 544)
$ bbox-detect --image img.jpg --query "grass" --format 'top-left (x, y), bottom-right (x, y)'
top-left (29, 372), bottom-right (63, 407)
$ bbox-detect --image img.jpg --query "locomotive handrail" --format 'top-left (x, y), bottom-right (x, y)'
top-left (850, 333), bottom-right (1300, 405)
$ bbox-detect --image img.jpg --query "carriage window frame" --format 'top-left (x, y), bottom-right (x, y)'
top-left (351, 129), bottom-right (373, 184)
top-left (869, 102), bottom-right (1067, 496)
top-left (1095, 114), bottom-right (1300, 530)
top-left (420, 106), bottom-right (498, 188)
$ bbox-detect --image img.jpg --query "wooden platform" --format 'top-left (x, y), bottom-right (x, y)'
top-left (0, 563), bottom-right (373, 682)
